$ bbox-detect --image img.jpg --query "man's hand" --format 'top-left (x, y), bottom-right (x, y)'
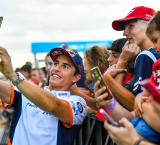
top-left (94, 80), bottom-right (113, 108)
top-left (0, 47), bottom-right (17, 80)
top-left (104, 118), bottom-right (141, 145)
top-left (105, 64), bottom-right (127, 78)
top-left (117, 41), bottom-right (140, 69)
top-left (134, 91), bottom-right (151, 118)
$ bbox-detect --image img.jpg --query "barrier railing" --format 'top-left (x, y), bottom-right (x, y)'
top-left (0, 113), bottom-right (114, 145)
top-left (74, 114), bottom-right (114, 145)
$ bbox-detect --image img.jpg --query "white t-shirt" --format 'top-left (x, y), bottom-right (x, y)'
top-left (6, 86), bottom-right (87, 145)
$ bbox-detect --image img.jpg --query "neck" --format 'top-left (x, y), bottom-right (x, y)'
top-left (48, 85), bottom-right (70, 91)
top-left (139, 37), bottom-right (154, 51)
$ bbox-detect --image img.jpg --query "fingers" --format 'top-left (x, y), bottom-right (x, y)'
top-left (104, 121), bottom-right (120, 142)
top-left (134, 107), bottom-right (142, 118)
top-left (95, 87), bottom-right (112, 107)
top-left (123, 41), bottom-right (140, 55)
top-left (97, 98), bottom-right (112, 107)
top-left (94, 86), bottom-right (106, 98)
top-left (94, 80), bottom-right (100, 92)
top-left (118, 118), bottom-right (133, 129)
top-left (96, 91), bottom-right (108, 101)
top-left (106, 67), bottom-right (127, 77)
top-left (0, 47), bottom-right (11, 62)
top-left (138, 100), bottom-right (143, 113)
top-left (104, 120), bottom-right (115, 131)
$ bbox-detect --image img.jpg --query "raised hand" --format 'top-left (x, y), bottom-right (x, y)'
top-left (117, 41), bottom-right (140, 69)
top-left (94, 80), bottom-right (113, 108)
top-left (104, 118), bottom-right (141, 145)
top-left (0, 47), bottom-right (16, 80)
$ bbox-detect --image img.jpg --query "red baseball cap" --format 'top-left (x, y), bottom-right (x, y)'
top-left (112, 6), bottom-right (155, 31)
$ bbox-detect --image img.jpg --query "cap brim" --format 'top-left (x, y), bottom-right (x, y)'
top-left (112, 17), bottom-right (140, 31)
top-left (50, 48), bottom-right (71, 61)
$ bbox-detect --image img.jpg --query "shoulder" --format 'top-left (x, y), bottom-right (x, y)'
top-left (69, 95), bottom-right (86, 106)
top-left (135, 49), bottom-right (158, 64)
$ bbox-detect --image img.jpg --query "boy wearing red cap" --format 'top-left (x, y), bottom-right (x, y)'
top-left (110, 6), bottom-right (160, 111)
top-left (113, 6), bottom-right (160, 96)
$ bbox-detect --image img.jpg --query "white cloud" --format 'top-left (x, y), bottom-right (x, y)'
top-left (0, 0), bottom-right (159, 68)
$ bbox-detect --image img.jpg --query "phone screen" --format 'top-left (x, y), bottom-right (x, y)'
top-left (90, 66), bottom-right (105, 88)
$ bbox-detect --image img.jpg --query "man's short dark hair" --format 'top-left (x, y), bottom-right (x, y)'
top-left (108, 38), bottom-right (127, 53)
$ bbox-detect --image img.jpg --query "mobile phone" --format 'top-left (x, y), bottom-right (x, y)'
top-left (140, 79), bottom-right (160, 103)
top-left (90, 66), bottom-right (106, 88)
top-left (99, 108), bottom-right (119, 127)
top-left (90, 66), bottom-right (113, 99)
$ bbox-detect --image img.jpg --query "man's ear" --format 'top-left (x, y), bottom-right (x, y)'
top-left (73, 74), bottom-right (81, 83)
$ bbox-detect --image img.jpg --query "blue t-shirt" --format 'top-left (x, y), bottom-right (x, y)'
top-left (131, 117), bottom-right (160, 144)
top-left (125, 48), bottom-right (160, 95)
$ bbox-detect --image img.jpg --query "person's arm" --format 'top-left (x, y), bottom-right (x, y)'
top-left (105, 65), bottom-right (127, 84)
top-left (14, 76), bottom-right (73, 123)
top-left (94, 81), bottom-right (134, 121)
top-left (114, 42), bottom-right (140, 84)
top-left (104, 118), bottom-right (156, 145)
top-left (70, 85), bottom-right (97, 110)
top-left (138, 141), bottom-right (156, 145)
top-left (103, 72), bottom-right (135, 111)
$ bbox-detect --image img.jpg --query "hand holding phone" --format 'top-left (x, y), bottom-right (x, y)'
top-left (90, 66), bottom-right (113, 99)
top-left (100, 108), bottom-right (119, 127)
top-left (140, 79), bottom-right (160, 103)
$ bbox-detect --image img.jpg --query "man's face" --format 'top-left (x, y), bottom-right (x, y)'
top-left (107, 50), bottom-right (121, 66)
top-left (123, 20), bottom-right (148, 46)
top-left (49, 55), bottom-right (80, 91)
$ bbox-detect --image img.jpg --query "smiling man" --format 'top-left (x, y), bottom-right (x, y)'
top-left (0, 47), bottom-right (87, 145)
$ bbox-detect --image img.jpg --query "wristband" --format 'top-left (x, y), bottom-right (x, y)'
top-left (134, 138), bottom-right (144, 145)
top-left (137, 92), bottom-right (144, 97)
top-left (106, 97), bottom-right (116, 111)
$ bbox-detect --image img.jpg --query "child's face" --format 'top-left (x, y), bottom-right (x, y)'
top-left (148, 30), bottom-right (160, 53)
top-left (147, 23), bottom-right (160, 52)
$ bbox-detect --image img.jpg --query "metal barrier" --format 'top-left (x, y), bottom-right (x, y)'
top-left (74, 114), bottom-right (114, 145)
top-left (0, 113), bottom-right (114, 145)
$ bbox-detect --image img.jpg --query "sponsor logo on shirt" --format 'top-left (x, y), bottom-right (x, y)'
top-left (77, 102), bottom-right (83, 113)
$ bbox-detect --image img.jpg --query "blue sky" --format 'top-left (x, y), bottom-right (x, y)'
top-left (0, 0), bottom-right (159, 68)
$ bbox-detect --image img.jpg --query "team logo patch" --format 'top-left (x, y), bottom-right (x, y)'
top-left (77, 102), bottom-right (83, 113)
